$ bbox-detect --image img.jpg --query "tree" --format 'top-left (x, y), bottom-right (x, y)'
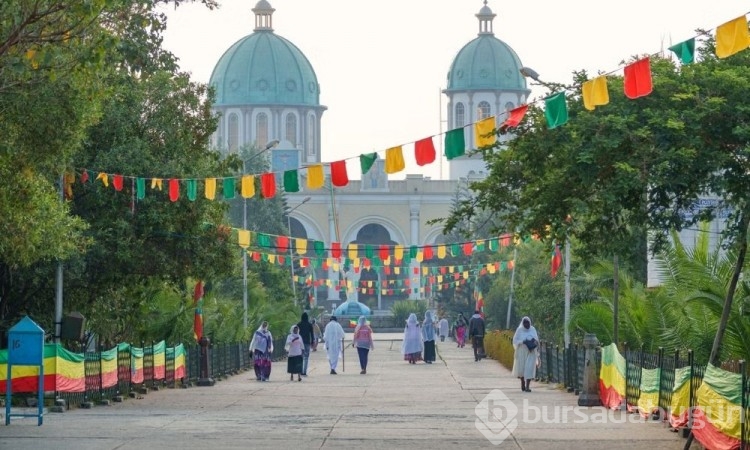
top-left (448, 39), bottom-right (750, 364)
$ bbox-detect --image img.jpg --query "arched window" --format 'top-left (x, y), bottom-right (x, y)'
top-left (307, 114), bottom-right (316, 157)
top-left (256, 113), bottom-right (268, 149)
top-left (505, 102), bottom-right (515, 111)
top-left (478, 101), bottom-right (491, 119)
top-left (286, 113), bottom-right (297, 147)
top-left (228, 113), bottom-right (239, 152)
top-left (455, 103), bottom-right (465, 128)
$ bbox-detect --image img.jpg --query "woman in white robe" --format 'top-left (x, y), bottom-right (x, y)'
top-left (401, 313), bottom-right (423, 364)
top-left (511, 316), bottom-right (539, 392)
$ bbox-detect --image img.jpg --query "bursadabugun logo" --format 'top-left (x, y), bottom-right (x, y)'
top-left (475, 389), bottom-right (518, 445)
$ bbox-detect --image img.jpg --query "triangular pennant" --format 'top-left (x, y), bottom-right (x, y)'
top-left (359, 153), bottom-right (377, 175)
top-left (544, 92), bottom-right (569, 129)
top-left (444, 128), bottom-right (466, 160)
top-left (623, 57), bottom-right (653, 99)
top-left (414, 137), bottom-right (436, 166)
top-left (474, 116), bottom-right (496, 147)
top-left (669, 38), bottom-right (695, 64)
top-left (385, 146), bottom-right (405, 174)
top-left (581, 75), bottom-right (609, 111)
top-left (501, 105), bottom-right (528, 128)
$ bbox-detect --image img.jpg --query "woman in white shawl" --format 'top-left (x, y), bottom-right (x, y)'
top-left (401, 313), bottom-right (423, 364)
top-left (511, 316), bottom-right (539, 392)
top-left (250, 321), bottom-right (274, 381)
top-left (421, 311), bottom-right (436, 364)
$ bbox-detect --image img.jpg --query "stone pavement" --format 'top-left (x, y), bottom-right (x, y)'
top-left (0, 333), bottom-right (687, 449)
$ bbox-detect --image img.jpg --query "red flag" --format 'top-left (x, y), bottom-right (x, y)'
top-left (330, 160), bottom-right (349, 187)
top-left (193, 281), bottom-right (204, 342)
top-left (551, 244), bottom-right (562, 277)
top-left (623, 57), bottom-right (653, 99)
top-left (113, 174), bottom-right (124, 191)
top-left (261, 173), bottom-right (276, 198)
top-left (379, 245), bottom-right (389, 260)
top-left (331, 242), bottom-right (342, 258)
top-left (169, 179), bottom-right (179, 202)
top-left (414, 137), bottom-right (436, 166)
top-left (502, 104), bottom-right (528, 128)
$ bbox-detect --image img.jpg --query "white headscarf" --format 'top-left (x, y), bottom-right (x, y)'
top-left (285, 324), bottom-right (301, 351)
top-left (512, 316), bottom-right (539, 347)
top-left (354, 315), bottom-right (368, 334)
top-left (406, 313), bottom-right (418, 327)
top-left (250, 322), bottom-right (273, 353)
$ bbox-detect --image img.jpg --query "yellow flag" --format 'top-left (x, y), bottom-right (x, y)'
top-left (422, 266), bottom-right (429, 276)
top-left (348, 244), bottom-right (358, 260)
top-left (487, 263), bottom-right (496, 274)
top-left (582, 76), bottom-right (610, 111)
top-left (295, 238), bottom-right (307, 255)
top-left (474, 116), bottom-right (496, 147)
top-left (463, 271), bottom-right (469, 279)
top-left (394, 245), bottom-right (404, 260)
top-left (204, 178), bottom-right (216, 200)
top-left (241, 175), bottom-right (255, 198)
top-left (416, 251), bottom-right (424, 262)
top-left (716, 15), bottom-right (750, 59)
top-left (383, 257), bottom-right (391, 266)
top-left (96, 172), bottom-right (109, 187)
top-left (307, 164), bottom-right (324, 189)
top-left (151, 178), bottom-right (163, 190)
top-left (437, 275), bottom-right (443, 283)
top-left (268, 254), bottom-right (276, 264)
top-left (238, 230), bottom-right (250, 248)
top-left (385, 146), bottom-right (405, 174)
top-left (394, 267), bottom-right (400, 275)
top-left (437, 245), bottom-right (447, 259)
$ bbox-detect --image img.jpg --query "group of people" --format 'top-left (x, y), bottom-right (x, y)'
top-left (249, 313), bottom-right (375, 381)
top-left (251, 309), bottom-right (541, 393)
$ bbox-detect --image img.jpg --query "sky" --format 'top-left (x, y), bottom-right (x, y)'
top-left (160, 0), bottom-right (749, 180)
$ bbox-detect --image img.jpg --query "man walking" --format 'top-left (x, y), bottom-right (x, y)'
top-left (323, 316), bottom-right (345, 374)
top-left (468, 310), bottom-right (485, 362)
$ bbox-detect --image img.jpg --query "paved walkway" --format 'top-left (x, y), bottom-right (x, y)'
top-left (0, 333), bottom-right (686, 449)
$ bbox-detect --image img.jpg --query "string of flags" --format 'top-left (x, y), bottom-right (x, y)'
top-left (66, 14), bottom-right (750, 203)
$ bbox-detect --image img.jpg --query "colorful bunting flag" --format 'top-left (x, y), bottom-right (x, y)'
top-left (238, 230), bottom-right (250, 248)
top-left (223, 177), bottom-right (235, 199)
top-left (193, 280), bottom-right (204, 342)
top-left (474, 116), bottom-right (496, 147)
top-left (205, 178), bottom-right (216, 200)
top-left (307, 164), bottom-right (324, 189)
top-left (414, 137), bottom-right (436, 166)
top-left (551, 244), bottom-right (562, 277)
top-left (261, 173), bottom-right (276, 198)
top-left (715, 15), bottom-right (750, 59)
top-left (544, 92), bottom-right (568, 129)
top-left (669, 38), bottom-right (695, 64)
top-left (284, 169), bottom-right (300, 193)
top-left (502, 105), bottom-right (528, 128)
top-left (330, 160), bottom-right (349, 187)
top-left (445, 128), bottom-right (466, 160)
top-left (112, 174), bottom-right (124, 192)
top-left (187, 179), bottom-right (197, 201)
top-left (360, 153), bottom-right (377, 175)
top-left (96, 172), bottom-right (108, 187)
top-left (623, 57), bottom-right (653, 99)
top-left (582, 76), bottom-right (609, 111)
top-left (385, 146), bottom-right (405, 174)
top-left (168, 179), bottom-right (179, 202)
top-left (151, 178), bottom-right (163, 190)
top-left (136, 178), bottom-right (145, 200)
top-left (241, 175), bottom-right (255, 198)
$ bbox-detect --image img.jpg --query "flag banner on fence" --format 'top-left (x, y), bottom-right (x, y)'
top-left (598, 343), bottom-right (626, 410)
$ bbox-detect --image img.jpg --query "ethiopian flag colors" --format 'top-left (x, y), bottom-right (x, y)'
top-left (598, 343), bottom-right (626, 410)
top-left (669, 366), bottom-right (691, 429)
top-left (0, 344), bottom-right (84, 393)
top-left (636, 367), bottom-right (660, 418)
top-left (692, 364), bottom-right (742, 450)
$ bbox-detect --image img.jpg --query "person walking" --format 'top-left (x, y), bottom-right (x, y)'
top-left (455, 314), bottom-right (467, 348)
top-left (351, 316), bottom-right (374, 374)
top-left (422, 311), bottom-right (437, 364)
top-left (468, 310), bottom-right (485, 362)
top-left (250, 321), bottom-right (274, 381)
top-left (297, 312), bottom-right (314, 376)
top-left (438, 316), bottom-right (449, 342)
top-left (323, 316), bottom-right (345, 374)
top-left (285, 325), bottom-right (304, 382)
top-left (512, 316), bottom-right (540, 392)
top-left (311, 319), bottom-right (321, 352)
top-left (401, 313), bottom-right (423, 364)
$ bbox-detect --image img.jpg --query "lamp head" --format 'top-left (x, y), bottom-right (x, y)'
top-left (264, 139), bottom-right (280, 150)
top-left (520, 67), bottom-right (541, 82)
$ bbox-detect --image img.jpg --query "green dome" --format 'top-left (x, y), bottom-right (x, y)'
top-left (445, 2), bottom-right (527, 92)
top-left (209, 4), bottom-right (320, 107)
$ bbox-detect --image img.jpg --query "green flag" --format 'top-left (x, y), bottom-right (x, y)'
top-left (136, 177), bottom-right (145, 200)
top-left (223, 177), bottom-right (236, 199)
top-left (360, 152), bottom-right (377, 175)
top-left (669, 38), bottom-right (695, 64)
top-left (283, 169), bottom-right (300, 193)
top-left (314, 240), bottom-right (325, 257)
top-left (544, 92), bottom-right (568, 129)
top-left (444, 128), bottom-right (466, 160)
top-left (186, 179), bottom-right (197, 201)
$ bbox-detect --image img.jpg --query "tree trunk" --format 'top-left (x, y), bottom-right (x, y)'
top-left (708, 212), bottom-right (749, 366)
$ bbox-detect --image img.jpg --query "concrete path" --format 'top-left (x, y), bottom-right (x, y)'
top-left (0, 333), bottom-right (687, 449)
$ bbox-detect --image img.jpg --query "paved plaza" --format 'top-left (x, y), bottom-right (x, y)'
top-left (0, 333), bottom-right (686, 449)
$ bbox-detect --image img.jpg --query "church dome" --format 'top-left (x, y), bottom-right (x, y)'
top-left (445, 2), bottom-right (527, 92)
top-left (209, 0), bottom-right (321, 106)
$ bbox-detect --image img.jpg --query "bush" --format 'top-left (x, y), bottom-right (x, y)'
top-left (484, 329), bottom-right (515, 370)
top-left (390, 300), bottom-right (429, 326)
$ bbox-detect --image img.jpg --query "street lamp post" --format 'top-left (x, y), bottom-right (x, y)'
top-left (242, 140), bottom-right (279, 329)
top-left (287, 196), bottom-right (311, 303)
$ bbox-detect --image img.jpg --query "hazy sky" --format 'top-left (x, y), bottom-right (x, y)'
top-left (161, 0), bottom-right (749, 180)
